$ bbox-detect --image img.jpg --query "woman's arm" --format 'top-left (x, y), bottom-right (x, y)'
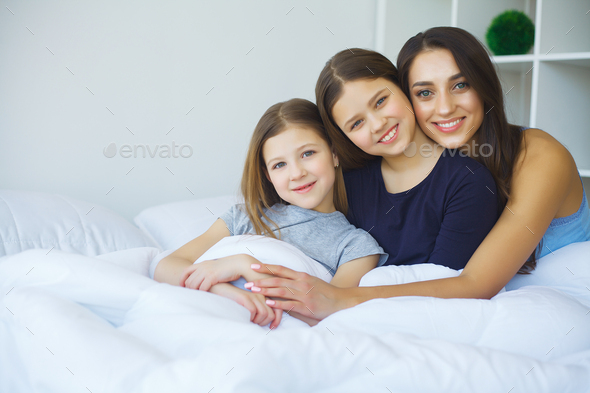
top-left (153, 218), bottom-right (230, 285)
top-left (250, 130), bottom-right (581, 318)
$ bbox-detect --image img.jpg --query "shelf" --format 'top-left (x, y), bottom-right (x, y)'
top-left (540, 52), bottom-right (590, 62)
top-left (540, 52), bottom-right (590, 68)
top-left (579, 169), bottom-right (590, 178)
top-left (493, 54), bottom-right (536, 63)
top-left (492, 55), bottom-right (534, 73)
top-left (492, 52), bottom-right (590, 71)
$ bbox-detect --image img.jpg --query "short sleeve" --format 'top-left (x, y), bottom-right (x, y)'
top-left (428, 165), bottom-right (499, 269)
top-left (336, 228), bottom-right (389, 268)
top-left (219, 204), bottom-right (252, 236)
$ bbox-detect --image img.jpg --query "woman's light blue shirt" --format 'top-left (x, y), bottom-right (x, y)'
top-left (538, 182), bottom-right (590, 258)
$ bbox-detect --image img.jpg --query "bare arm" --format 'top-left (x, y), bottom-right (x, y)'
top-left (329, 255), bottom-right (379, 288)
top-left (181, 253), bottom-right (276, 291)
top-left (153, 218), bottom-right (230, 285)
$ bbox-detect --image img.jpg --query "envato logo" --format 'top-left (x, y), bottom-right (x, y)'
top-left (403, 140), bottom-right (493, 158)
top-left (103, 141), bottom-right (193, 158)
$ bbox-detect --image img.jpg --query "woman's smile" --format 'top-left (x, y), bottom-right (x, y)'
top-left (432, 117), bottom-right (465, 133)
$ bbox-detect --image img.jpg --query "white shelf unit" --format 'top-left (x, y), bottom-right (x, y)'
top-left (376, 0), bottom-right (590, 177)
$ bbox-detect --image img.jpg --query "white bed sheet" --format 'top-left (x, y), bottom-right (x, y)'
top-left (1, 237), bottom-right (590, 392)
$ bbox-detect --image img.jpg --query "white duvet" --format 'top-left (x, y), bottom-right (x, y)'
top-left (1, 237), bottom-right (590, 393)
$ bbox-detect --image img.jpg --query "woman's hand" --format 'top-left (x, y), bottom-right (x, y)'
top-left (210, 283), bottom-right (283, 328)
top-left (247, 264), bottom-right (351, 322)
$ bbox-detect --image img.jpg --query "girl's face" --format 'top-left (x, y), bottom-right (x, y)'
top-left (331, 77), bottom-right (417, 158)
top-left (262, 126), bottom-right (338, 214)
top-left (408, 49), bottom-right (484, 149)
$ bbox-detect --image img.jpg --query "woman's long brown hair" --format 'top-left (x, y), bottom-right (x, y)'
top-left (241, 98), bottom-right (348, 239)
top-left (396, 27), bottom-right (535, 273)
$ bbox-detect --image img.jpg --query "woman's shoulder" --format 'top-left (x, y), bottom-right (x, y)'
top-left (511, 128), bottom-right (581, 215)
top-left (517, 128), bottom-right (576, 173)
top-left (521, 128), bottom-right (567, 152)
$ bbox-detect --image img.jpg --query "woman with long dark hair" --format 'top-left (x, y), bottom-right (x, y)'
top-left (246, 28), bottom-right (589, 323)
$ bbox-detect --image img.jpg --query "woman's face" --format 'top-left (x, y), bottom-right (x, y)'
top-left (408, 49), bottom-right (484, 149)
top-left (331, 77), bottom-right (417, 158)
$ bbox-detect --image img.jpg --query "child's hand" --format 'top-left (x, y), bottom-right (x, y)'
top-left (210, 283), bottom-right (283, 328)
top-left (180, 257), bottom-right (244, 291)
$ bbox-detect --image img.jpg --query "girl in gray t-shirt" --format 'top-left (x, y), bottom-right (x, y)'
top-left (153, 98), bottom-right (386, 328)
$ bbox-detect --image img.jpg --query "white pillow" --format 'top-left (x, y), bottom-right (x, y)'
top-left (196, 235), bottom-right (332, 281)
top-left (0, 190), bottom-right (158, 257)
top-left (505, 240), bottom-right (590, 305)
top-left (96, 247), bottom-right (162, 277)
top-left (149, 235), bottom-right (332, 284)
top-left (134, 194), bottom-right (240, 250)
top-left (359, 263), bottom-right (461, 287)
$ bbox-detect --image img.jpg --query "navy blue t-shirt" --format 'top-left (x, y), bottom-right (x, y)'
top-left (344, 151), bottom-right (499, 270)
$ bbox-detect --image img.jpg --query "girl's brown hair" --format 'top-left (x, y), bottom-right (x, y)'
top-left (315, 48), bottom-right (401, 170)
top-left (241, 98), bottom-right (348, 239)
top-left (396, 26), bottom-right (535, 273)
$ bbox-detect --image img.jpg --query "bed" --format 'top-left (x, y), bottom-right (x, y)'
top-left (1, 189), bottom-right (589, 393)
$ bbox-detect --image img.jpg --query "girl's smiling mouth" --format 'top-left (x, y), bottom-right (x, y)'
top-left (378, 124), bottom-right (399, 144)
top-left (293, 181), bottom-right (316, 193)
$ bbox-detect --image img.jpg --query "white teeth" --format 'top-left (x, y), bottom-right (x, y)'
top-left (436, 118), bottom-right (462, 128)
top-left (380, 125), bottom-right (397, 142)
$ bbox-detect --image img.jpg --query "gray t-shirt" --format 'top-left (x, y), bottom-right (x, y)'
top-left (219, 204), bottom-right (388, 275)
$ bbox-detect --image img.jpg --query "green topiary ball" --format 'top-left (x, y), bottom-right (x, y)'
top-left (486, 10), bottom-right (535, 56)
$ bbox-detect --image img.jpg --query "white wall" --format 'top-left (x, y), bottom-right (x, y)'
top-left (0, 0), bottom-right (376, 221)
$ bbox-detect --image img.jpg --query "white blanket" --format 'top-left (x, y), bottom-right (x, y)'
top-left (1, 238), bottom-right (590, 393)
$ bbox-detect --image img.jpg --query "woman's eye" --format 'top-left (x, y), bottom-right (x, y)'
top-left (302, 150), bottom-right (315, 158)
top-left (455, 82), bottom-right (468, 90)
top-left (417, 90), bottom-right (431, 98)
top-left (273, 162), bottom-right (285, 169)
top-left (351, 119), bottom-right (362, 130)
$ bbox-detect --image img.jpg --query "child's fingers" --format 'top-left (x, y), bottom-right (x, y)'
top-left (185, 273), bottom-right (204, 290)
top-left (240, 297), bottom-right (257, 322)
top-left (252, 298), bottom-right (273, 326)
top-left (251, 301), bottom-right (269, 326)
top-left (260, 306), bottom-right (276, 327)
top-left (179, 265), bottom-right (197, 287)
top-left (199, 277), bottom-right (214, 292)
top-left (269, 309), bottom-right (283, 330)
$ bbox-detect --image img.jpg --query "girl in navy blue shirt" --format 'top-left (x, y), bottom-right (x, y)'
top-left (248, 48), bottom-right (500, 321)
